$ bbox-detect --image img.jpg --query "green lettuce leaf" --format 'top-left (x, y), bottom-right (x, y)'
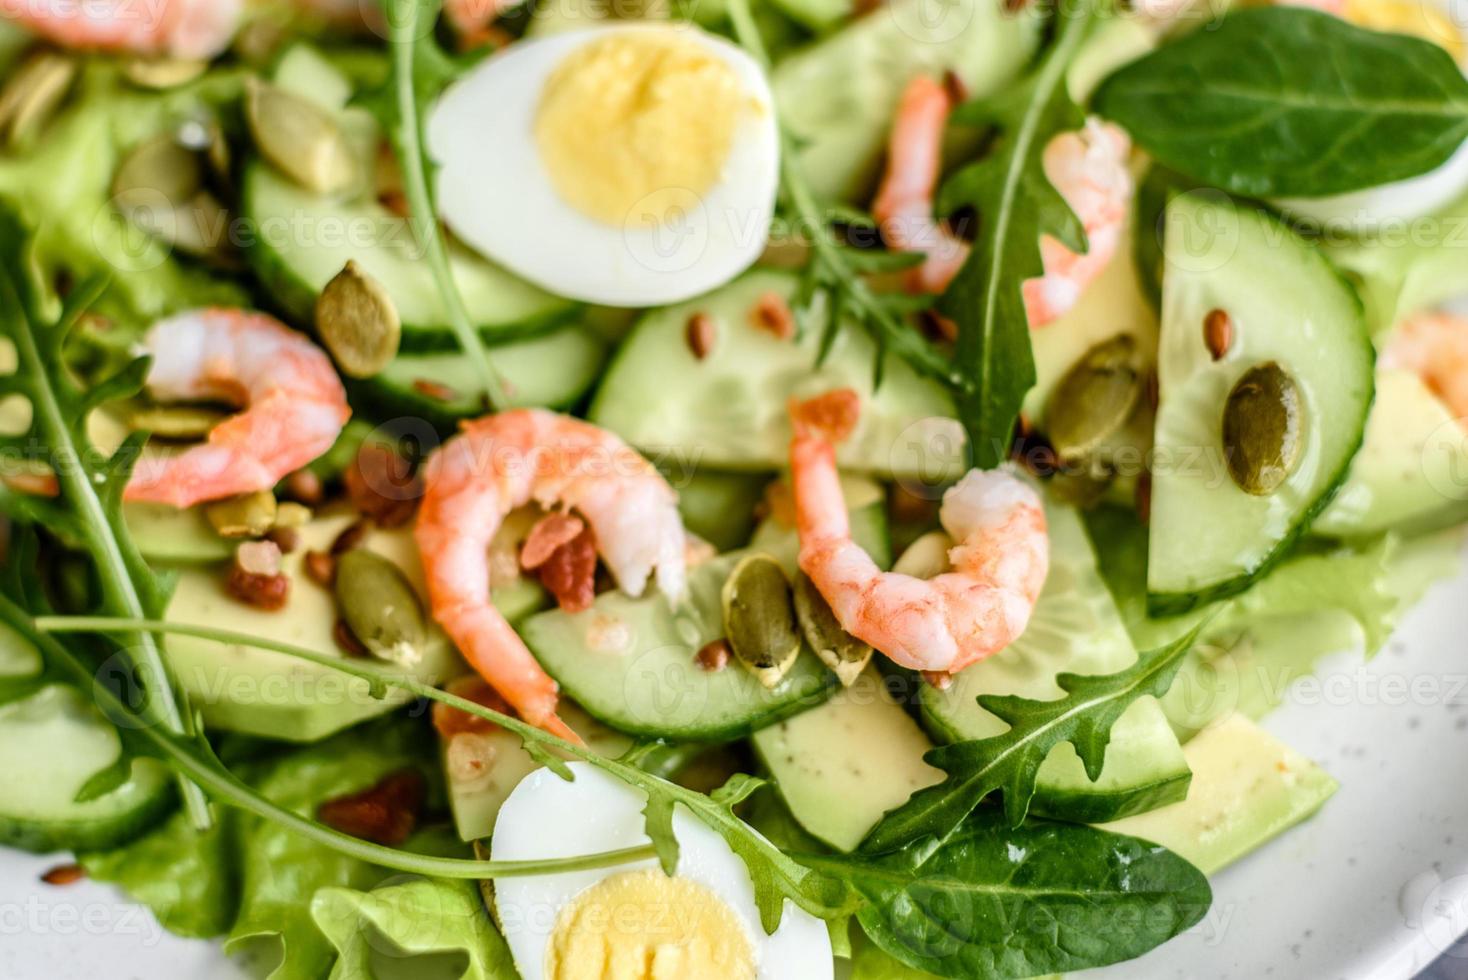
top-left (1085, 507), bottom-right (1464, 739)
top-left (311, 876), bottom-right (514, 980)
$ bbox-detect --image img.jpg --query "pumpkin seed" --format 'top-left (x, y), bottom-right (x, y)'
top-left (273, 501), bottom-right (314, 529)
top-left (206, 490), bottom-right (279, 539)
top-left (233, 18), bottom-right (288, 66)
top-left (334, 550), bottom-right (427, 667)
top-left (129, 403), bottom-right (228, 440)
top-left (1222, 361), bottom-right (1305, 496)
top-left (123, 58), bottom-right (207, 90)
top-left (245, 77), bottom-right (358, 196)
top-left (1044, 334), bottom-right (1144, 461)
top-left (0, 51), bottom-right (76, 148)
top-left (792, 571), bottom-right (871, 687)
top-left (113, 134), bottom-right (204, 207)
top-left (172, 190), bottom-right (233, 260)
top-left (721, 553), bottom-right (801, 689)
top-left (316, 260), bottom-right (401, 378)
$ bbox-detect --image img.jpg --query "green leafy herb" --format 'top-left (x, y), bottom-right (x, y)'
top-left (34, 615), bottom-right (858, 934)
top-left (0, 203), bottom-right (212, 828)
top-left (726, 0), bottom-right (960, 392)
top-left (859, 622), bottom-right (1208, 857)
top-left (358, 0), bottom-right (507, 407)
top-left (937, 2), bottom-right (1095, 468)
top-left (816, 811), bottom-right (1211, 979)
top-left (1095, 7), bottom-right (1468, 197)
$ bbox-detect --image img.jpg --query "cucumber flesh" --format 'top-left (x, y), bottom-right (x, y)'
top-left (1149, 193), bottom-right (1373, 613)
top-left (920, 503), bottom-right (1192, 823)
top-left (590, 269), bottom-right (963, 480)
top-left (519, 551), bottom-right (839, 741)
top-left (248, 45), bottom-right (577, 349)
top-left (672, 470), bottom-right (770, 553)
top-left (0, 685), bottom-right (174, 853)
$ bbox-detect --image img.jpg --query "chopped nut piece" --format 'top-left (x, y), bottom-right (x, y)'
top-left (345, 444), bottom-right (421, 527)
top-left (227, 541), bottom-right (289, 610)
top-left (316, 769), bottom-right (425, 846)
top-left (304, 549), bottom-right (336, 587)
top-left (750, 291), bottom-right (795, 340)
top-left (412, 378), bottom-right (460, 402)
top-left (433, 675), bottom-right (513, 739)
top-left (266, 527), bottom-right (300, 554)
top-left (284, 468), bottom-right (324, 506)
top-left (695, 639), bottom-right (731, 672)
top-left (333, 619), bottom-right (369, 657)
top-left (1204, 308), bottom-right (1233, 360)
top-left (536, 525), bottom-right (597, 613)
top-left (331, 519), bottom-right (370, 556)
top-left (40, 864), bottom-right (85, 886)
top-left (790, 388), bottom-right (861, 444)
top-left (520, 512), bottom-right (586, 571)
top-left (685, 312), bottom-right (717, 359)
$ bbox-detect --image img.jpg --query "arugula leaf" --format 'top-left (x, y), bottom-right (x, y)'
top-left (726, 0), bottom-right (961, 393)
top-left (859, 622), bottom-right (1207, 857)
top-left (1095, 8), bottom-right (1468, 198)
top-left (0, 201), bottom-right (211, 827)
top-left (358, 0), bottom-right (508, 408)
top-left (818, 811), bottom-right (1211, 979)
top-left (936, 3), bottom-right (1095, 468)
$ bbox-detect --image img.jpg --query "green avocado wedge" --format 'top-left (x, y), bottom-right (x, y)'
top-left (1148, 193), bottom-right (1374, 614)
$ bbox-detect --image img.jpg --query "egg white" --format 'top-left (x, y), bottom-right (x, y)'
top-left (490, 762), bottom-right (833, 980)
top-left (1273, 138), bottom-right (1468, 233)
top-left (428, 24), bottom-right (780, 308)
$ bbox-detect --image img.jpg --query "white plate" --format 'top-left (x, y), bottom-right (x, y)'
top-left (2, 556), bottom-right (1465, 980)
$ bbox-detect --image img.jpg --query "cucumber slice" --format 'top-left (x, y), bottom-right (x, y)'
top-left (672, 469), bottom-right (770, 553)
top-left (0, 685), bottom-right (174, 853)
top-left (747, 475), bottom-right (892, 574)
top-left (921, 504), bottom-right (1191, 823)
top-left (124, 502), bottom-right (232, 564)
top-left (349, 326), bottom-right (609, 430)
top-left (1149, 194), bottom-right (1373, 613)
top-left (245, 45), bottom-right (577, 350)
top-left (519, 551), bottom-right (840, 741)
top-left (590, 269), bottom-right (963, 480)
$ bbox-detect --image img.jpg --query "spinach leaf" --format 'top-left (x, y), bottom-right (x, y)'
top-left (818, 812), bottom-right (1210, 980)
top-left (938, 2), bottom-right (1094, 468)
top-left (1096, 8), bottom-right (1468, 197)
top-left (859, 622), bottom-right (1207, 856)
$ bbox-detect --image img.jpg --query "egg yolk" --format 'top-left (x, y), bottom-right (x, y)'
top-left (544, 869), bottom-right (757, 980)
top-left (534, 32), bottom-right (753, 228)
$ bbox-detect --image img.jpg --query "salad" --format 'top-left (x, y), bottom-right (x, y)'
top-left (0, 0), bottom-right (1466, 977)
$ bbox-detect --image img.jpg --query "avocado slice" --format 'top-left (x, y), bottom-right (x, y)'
top-left (1097, 713), bottom-right (1337, 875)
top-left (752, 670), bottom-right (944, 852)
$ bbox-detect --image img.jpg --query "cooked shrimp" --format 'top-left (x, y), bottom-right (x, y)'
top-left (415, 410), bottom-right (687, 741)
top-left (1020, 119), bottom-right (1133, 328)
top-left (789, 390), bottom-right (1048, 681)
top-left (443, 0), bottom-right (519, 46)
top-left (124, 309), bottom-right (351, 509)
top-left (872, 75), bottom-right (969, 296)
top-left (0, 0), bottom-right (242, 59)
top-left (873, 76), bottom-right (1133, 327)
top-left (1380, 311), bottom-right (1468, 426)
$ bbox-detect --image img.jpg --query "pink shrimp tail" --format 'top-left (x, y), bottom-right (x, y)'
top-left (873, 75), bottom-right (971, 296)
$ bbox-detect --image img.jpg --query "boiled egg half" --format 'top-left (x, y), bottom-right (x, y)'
top-left (428, 24), bottom-right (780, 307)
top-left (491, 762), bottom-right (833, 980)
top-left (1274, 0), bottom-right (1468, 231)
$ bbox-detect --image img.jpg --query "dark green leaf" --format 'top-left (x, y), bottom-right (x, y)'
top-left (643, 794), bottom-right (680, 876)
top-left (860, 622), bottom-right (1208, 856)
top-left (939, 5), bottom-right (1093, 469)
top-left (1095, 8), bottom-right (1468, 197)
top-left (824, 812), bottom-right (1210, 979)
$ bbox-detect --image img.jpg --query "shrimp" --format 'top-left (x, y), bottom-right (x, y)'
top-left (414, 410), bottom-right (687, 741)
top-left (124, 309), bottom-right (351, 509)
top-left (872, 75), bottom-right (1133, 327)
top-left (0, 0), bottom-right (242, 59)
top-left (1380, 311), bottom-right (1468, 427)
top-left (789, 390), bottom-right (1049, 681)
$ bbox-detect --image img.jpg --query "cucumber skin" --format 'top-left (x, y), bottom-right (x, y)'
top-left (1147, 204), bottom-right (1376, 616)
top-left (0, 767), bottom-right (175, 854)
top-left (919, 701), bottom-right (1191, 823)
top-left (238, 163), bottom-right (581, 351)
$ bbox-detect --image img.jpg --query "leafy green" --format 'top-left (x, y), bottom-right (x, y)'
top-left (725, 0), bottom-right (958, 393)
top-left (0, 201), bottom-right (210, 826)
top-left (311, 875), bottom-right (515, 980)
top-left (1095, 8), bottom-right (1468, 197)
top-left (816, 811), bottom-right (1210, 979)
top-left (937, 3), bottom-right (1094, 468)
top-left (357, 0), bottom-right (506, 407)
top-left (859, 623), bottom-right (1206, 856)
